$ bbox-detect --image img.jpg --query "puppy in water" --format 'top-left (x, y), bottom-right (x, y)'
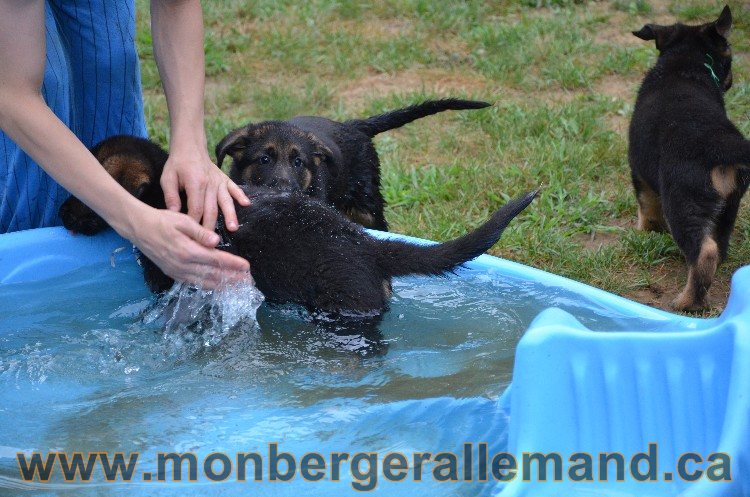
top-left (629, 6), bottom-right (749, 311)
top-left (215, 99), bottom-right (491, 231)
top-left (60, 135), bottom-right (536, 317)
top-left (58, 135), bottom-right (170, 232)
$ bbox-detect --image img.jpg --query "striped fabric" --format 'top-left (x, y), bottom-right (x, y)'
top-left (0, 0), bottom-right (147, 233)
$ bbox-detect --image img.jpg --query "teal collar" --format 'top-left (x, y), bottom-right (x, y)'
top-left (704, 54), bottom-right (721, 89)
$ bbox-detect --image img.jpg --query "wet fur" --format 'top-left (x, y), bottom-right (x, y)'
top-left (629, 6), bottom-right (750, 311)
top-left (58, 135), bottom-right (169, 234)
top-left (215, 99), bottom-right (492, 231)
top-left (60, 136), bottom-right (536, 316)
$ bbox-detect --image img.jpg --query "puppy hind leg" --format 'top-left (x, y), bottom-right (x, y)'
top-left (632, 175), bottom-right (666, 232)
top-left (370, 209), bottom-right (388, 232)
top-left (661, 178), bottom-right (724, 312)
top-left (713, 193), bottom-right (742, 263)
top-left (347, 147), bottom-right (388, 231)
top-left (346, 208), bottom-right (381, 230)
top-left (672, 236), bottom-right (719, 311)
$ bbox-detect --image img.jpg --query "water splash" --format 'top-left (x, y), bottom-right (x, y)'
top-left (141, 276), bottom-right (265, 348)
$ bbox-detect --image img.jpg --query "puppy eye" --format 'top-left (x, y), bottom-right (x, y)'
top-left (259, 155), bottom-right (271, 165)
top-left (293, 157), bottom-right (304, 168)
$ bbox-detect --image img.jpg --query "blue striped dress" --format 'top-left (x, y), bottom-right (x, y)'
top-left (0, 0), bottom-right (147, 233)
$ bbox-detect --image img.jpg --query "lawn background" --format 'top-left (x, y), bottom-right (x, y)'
top-left (136, 0), bottom-right (750, 315)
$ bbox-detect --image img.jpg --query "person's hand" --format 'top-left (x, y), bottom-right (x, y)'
top-left (160, 148), bottom-right (250, 231)
top-left (126, 203), bottom-right (251, 290)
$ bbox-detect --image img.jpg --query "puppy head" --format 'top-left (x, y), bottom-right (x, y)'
top-left (215, 122), bottom-right (333, 194)
top-left (59, 152), bottom-right (154, 235)
top-left (633, 6), bottom-right (733, 90)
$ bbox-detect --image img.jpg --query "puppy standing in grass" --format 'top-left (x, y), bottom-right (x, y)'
top-left (629, 6), bottom-right (749, 311)
top-left (215, 99), bottom-right (490, 231)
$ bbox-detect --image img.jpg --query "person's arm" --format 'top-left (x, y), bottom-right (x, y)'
top-left (150, 0), bottom-right (249, 231)
top-left (0, 0), bottom-right (249, 289)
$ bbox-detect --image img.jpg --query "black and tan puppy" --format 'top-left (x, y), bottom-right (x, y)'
top-left (215, 99), bottom-right (491, 231)
top-left (60, 136), bottom-right (536, 316)
top-left (629, 6), bottom-right (750, 311)
top-left (58, 135), bottom-right (170, 234)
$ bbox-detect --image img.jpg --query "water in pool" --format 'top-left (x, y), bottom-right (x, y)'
top-left (0, 258), bottom-right (665, 496)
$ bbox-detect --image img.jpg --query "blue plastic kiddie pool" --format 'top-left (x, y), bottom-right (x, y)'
top-left (0, 227), bottom-right (747, 497)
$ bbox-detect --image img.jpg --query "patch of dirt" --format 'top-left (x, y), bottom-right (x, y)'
top-left (540, 81), bottom-right (629, 105)
top-left (541, 87), bottom-right (588, 104)
top-left (429, 36), bottom-right (474, 66)
top-left (210, 17), bottom-right (259, 38)
top-left (528, 1), bottom-right (675, 45)
top-left (575, 216), bottom-right (632, 252)
top-left (605, 113), bottom-right (629, 135)
top-left (339, 72), bottom-right (424, 105)
top-left (596, 73), bottom-right (639, 100)
top-left (623, 260), bottom-right (731, 316)
top-left (593, 74), bottom-right (640, 135)
top-left (205, 79), bottom-right (232, 101)
top-left (338, 69), bottom-right (499, 108)
top-left (595, 6), bottom-right (676, 45)
top-left (648, 0), bottom-right (676, 16)
top-left (337, 18), bottom-right (415, 39)
top-left (596, 10), bottom-right (644, 47)
top-left (578, 229), bottom-right (622, 252)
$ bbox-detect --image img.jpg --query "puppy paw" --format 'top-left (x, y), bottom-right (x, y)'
top-left (59, 198), bottom-right (109, 235)
top-left (636, 215), bottom-right (666, 233)
top-left (636, 216), bottom-right (650, 231)
top-left (670, 291), bottom-right (709, 312)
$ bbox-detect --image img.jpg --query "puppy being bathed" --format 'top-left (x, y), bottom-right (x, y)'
top-left (60, 136), bottom-right (536, 317)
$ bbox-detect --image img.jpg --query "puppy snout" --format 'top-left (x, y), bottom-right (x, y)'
top-left (269, 178), bottom-right (298, 191)
top-left (59, 201), bottom-right (72, 218)
top-left (58, 199), bottom-right (78, 226)
top-left (58, 197), bottom-right (107, 234)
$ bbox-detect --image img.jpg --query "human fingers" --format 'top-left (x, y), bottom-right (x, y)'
top-left (175, 215), bottom-right (220, 248)
top-left (185, 175), bottom-right (207, 223)
top-left (160, 168), bottom-right (182, 211)
top-left (175, 218), bottom-right (249, 273)
top-left (217, 183), bottom-right (239, 231)
top-left (202, 182), bottom-right (219, 231)
top-left (228, 180), bottom-right (250, 206)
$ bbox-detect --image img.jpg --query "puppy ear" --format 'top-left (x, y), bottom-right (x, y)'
top-left (714, 5), bottom-right (732, 38)
top-left (215, 126), bottom-right (251, 168)
top-left (312, 143), bottom-right (337, 176)
top-left (632, 24), bottom-right (657, 40)
top-left (632, 24), bottom-right (675, 50)
top-left (312, 146), bottom-right (332, 166)
top-left (305, 132), bottom-right (334, 168)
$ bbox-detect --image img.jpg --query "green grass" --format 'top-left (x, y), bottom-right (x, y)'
top-left (613, 0), bottom-right (653, 14)
top-left (135, 0), bottom-right (750, 314)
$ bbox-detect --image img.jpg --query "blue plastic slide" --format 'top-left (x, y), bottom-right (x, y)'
top-left (0, 227), bottom-right (748, 496)
top-left (500, 269), bottom-right (750, 496)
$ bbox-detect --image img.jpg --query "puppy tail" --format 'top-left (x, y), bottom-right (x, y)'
top-left (377, 190), bottom-right (538, 278)
top-left (347, 99), bottom-right (492, 137)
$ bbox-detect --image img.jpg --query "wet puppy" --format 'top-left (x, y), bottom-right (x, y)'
top-left (60, 135), bottom-right (536, 316)
top-left (215, 99), bottom-right (491, 231)
top-left (629, 6), bottom-right (749, 311)
top-left (58, 135), bottom-right (170, 233)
